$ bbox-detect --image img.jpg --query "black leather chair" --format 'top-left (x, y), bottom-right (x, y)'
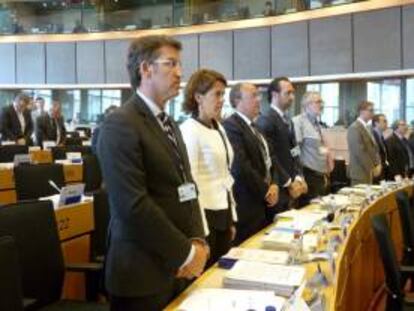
top-left (14, 163), bottom-right (65, 200)
top-left (0, 145), bottom-right (28, 163)
top-left (396, 191), bottom-right (414, 266)
top-left (65, 137), bottom-right (83, 146)
top-left (371, 213), bottom-right (414, 311)
top-left (0, 235), bottom-right (24, 311)
top-left (65, 145), bottom-right (92, 156)
top-left (83, 154), bottom-right (102, 193)
top-left (0, 200), bottom-right (107, 310)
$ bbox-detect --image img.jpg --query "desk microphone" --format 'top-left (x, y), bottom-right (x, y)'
top-left (48, 180), bottom-right (61, 194)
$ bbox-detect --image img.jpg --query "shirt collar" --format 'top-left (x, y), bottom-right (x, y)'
top-left (357, 117), bottom-right (370, 128)
top-left (395, 131), bottom-right (405, 140)
top-left (270, 104), bottom-right (285, 118)
top-left (136, 89), bottom-right (163, 118)
top-left (235, 111), bottom-right (253, 127)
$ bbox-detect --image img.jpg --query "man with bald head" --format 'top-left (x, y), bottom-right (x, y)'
top-left (223, 83), bottom-right (279, 243)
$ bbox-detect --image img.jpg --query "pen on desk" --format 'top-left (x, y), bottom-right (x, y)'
top-left (48, 180), bottom-right (61, 193)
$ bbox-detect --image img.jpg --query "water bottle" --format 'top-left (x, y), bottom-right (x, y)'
top-left (289, 231), bottom-right (303, 264)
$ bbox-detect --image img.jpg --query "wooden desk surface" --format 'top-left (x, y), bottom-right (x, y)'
top-left (166, 184), bottom-right (412, 311)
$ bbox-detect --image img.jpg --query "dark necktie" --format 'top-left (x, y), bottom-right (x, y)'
top-left (158, 112), bottom-right (185, 179)
top-left (251, 123), bottom-right (271, 183)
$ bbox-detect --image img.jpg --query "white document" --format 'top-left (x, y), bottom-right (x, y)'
top-left (262, 229), bottom-right (295, 250)
top-left (177, 288), bottom-right (286, 311)
top-left (223, 248), bottom-right (289, 265)
top-left (224, 261), bottom-right (305, 296)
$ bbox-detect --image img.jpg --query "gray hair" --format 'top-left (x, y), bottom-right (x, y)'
top-left (301, 91), bottom-right (321, 109)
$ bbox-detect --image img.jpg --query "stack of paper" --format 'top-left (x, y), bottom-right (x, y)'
top-left (223, 261), bottom-right (305, 297)
top-left (221, 247), bottom-right (289, 265)
top-left (338, 187), bottom-right (367, 196)
top-left (177, 288), bottom-right (286, 311)
top-left (262, 229), bottom-right (296, 250)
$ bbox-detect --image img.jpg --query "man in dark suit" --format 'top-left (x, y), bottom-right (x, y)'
top-left (35, 99), bottom-right (67, 147)
top-left (386, 119), bottom-right (413, 179)
top-left (223, 83), bottom-right (279, 244)
top-left (0, 93), bottom-right (33, 145)
top-left (97, 35), bottom-right (208, 311)
top-left (256, 77), bottom-right (307, 218)
top-left (372, 113), bottom-right (389, 181)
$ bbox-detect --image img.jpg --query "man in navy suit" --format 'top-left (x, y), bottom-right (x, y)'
top-left (256, 77), bottom-right (307, 218)
top-left (223, 83), bottom-right (279, 243)
top-left (0, 93), bottom-right (33, 145)
top-left (97, 35), bottom-right (208, 311)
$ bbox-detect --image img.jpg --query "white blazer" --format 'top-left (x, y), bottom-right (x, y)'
top-left (180, 118), bottom-right (238, 234)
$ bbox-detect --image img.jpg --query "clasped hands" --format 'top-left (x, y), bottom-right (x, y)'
top-left (288, 179), bottom-right (308, 199)
top-left (176, 240), bottom-right (209, 280)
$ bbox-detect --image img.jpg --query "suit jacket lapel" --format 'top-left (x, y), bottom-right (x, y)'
top-left (10, 107), bottom-right (22, 135)
top-left (131, 94), bottom-right (187, 181)
top-left (233, 113), bottom-right (262, 156)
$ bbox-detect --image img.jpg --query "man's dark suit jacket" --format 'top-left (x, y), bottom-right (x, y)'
top-left (96, 94), bottom-right (204, 297)
top-left (372, 129), bottom-right (389, 180)
top-left (223, 113), bottom-right (276, 228)
top-left (256, 107), bottom-right (302, 210)
top-left (35, 114), bottom-right (66, 147)
top-left (0, 105), bottom-right (33, 143)
top-left (386, 133), bottom-right (410, 178)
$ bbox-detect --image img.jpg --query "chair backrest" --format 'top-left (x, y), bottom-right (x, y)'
top-left (91, 189), bottom-right (110, 259)
top-left (14, 163), bottom-right (65, 200)
top-left (83, 154), bottom-right (102, 193)
top-left (0, 145), bottom-right (28, 163)
top-left (0, 201), bottom-right (64, 307)
top-left (371, 213), bottom-right (403, 309)
top-left (51, 146), bottom-right (66, 160)
top-left (65, 145), bottom-right (92, 156)
top-left (0, 235), bottom-right (24, 311)
top-left (396, 191), bottom-right (414, 265)
top-left (65, 136), bottom-right (83, 146)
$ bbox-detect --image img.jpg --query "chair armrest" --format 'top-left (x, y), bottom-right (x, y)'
top-left (65, 262), bottom-right (103, 273)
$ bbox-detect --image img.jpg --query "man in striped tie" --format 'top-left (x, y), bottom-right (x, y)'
top-left (97, 35), bottom-right (208, 311)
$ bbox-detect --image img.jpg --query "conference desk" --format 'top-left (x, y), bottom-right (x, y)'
top-left (0, 160), bottom-right (83, 205)
top-left (166, 184), bottom-right (412, 310)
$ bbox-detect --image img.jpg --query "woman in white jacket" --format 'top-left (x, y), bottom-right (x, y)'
top-left (180, 69), bottom-right (237, 267)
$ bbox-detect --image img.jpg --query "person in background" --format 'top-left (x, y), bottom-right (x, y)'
top-left (0, 93), bottom-right (33, 145)
top-left (31, 97), bottom-right (47, 145)
top-left (97, 35), bottom-right (207, 311)
top-left (92, 105), bottom-right (118, 154)
top-left (371, 113), bottom-right (389, 181)
top-left (293, 91), bottom-right (333, 204)
top-left (35, 99), bottom-right (66, 147)
top-left (347, 100), bottom-right (381, 185)
top-left (223, 83), bottom-right (278, 244)
top-left (386, 119), bottom-right (414, 179)
top-left (263, 1), bottom-right (276, 16)
top-left (180, 69), bottom-right (238, 267)
top-left (256, 77), bottom-right (307, 218)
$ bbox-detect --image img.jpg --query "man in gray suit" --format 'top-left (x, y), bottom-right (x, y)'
top-left (97, 35), bottom-right (208, 311)
top-left (347, 100), bottom-right (381, 185)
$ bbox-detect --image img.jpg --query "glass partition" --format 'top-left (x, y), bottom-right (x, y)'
top-left (1, 76), bottom-right (412, 130)
top-left (0, 0), bottom-right (364, 35)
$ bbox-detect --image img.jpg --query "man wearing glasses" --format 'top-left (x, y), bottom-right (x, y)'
top-left (293, 91), bottom-right (334, 204)
top-left (347, 100), bottom-right (381, 186)
top-left (97, 35), bottom-right (208, 311)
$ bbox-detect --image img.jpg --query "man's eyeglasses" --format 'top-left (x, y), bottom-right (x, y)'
top-left (152, 59), bottom-right (182, 69)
